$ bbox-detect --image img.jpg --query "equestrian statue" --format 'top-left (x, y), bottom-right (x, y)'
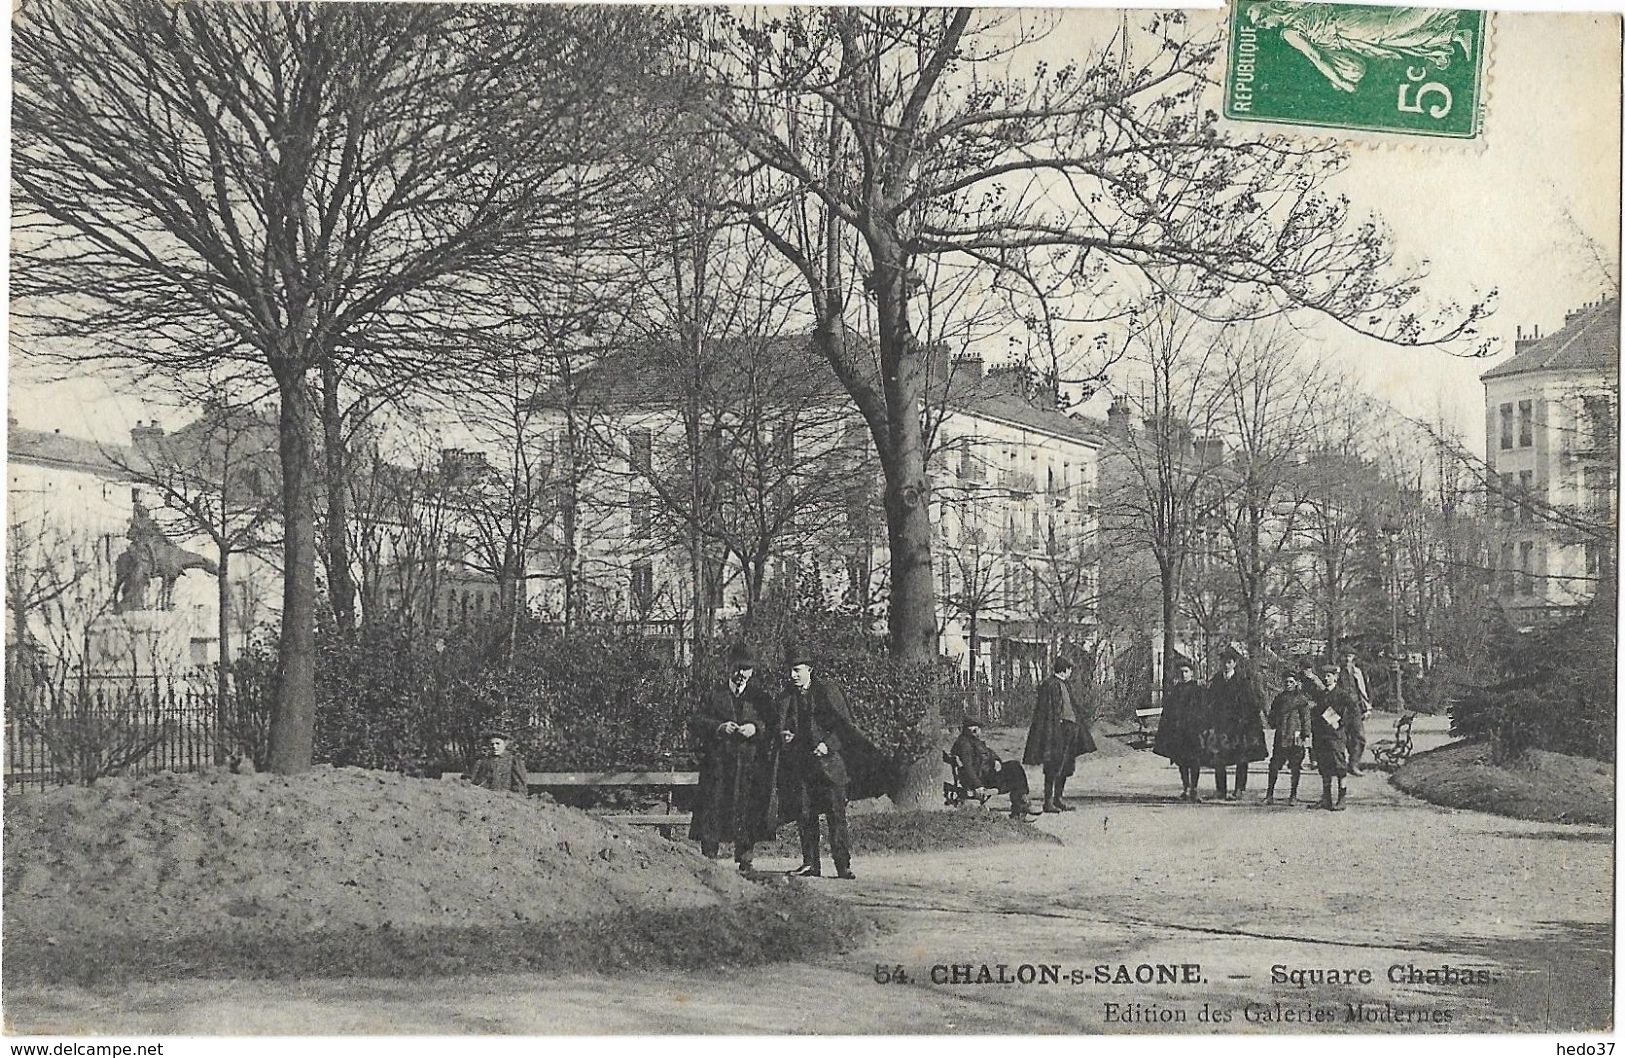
top-left (111, 501), bottom-right (219, 613)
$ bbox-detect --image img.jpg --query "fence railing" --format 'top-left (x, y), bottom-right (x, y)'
top-left (5, 678), bottom-right (222, 791)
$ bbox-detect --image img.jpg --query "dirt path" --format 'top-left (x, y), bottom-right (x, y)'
top-left (9, 716), bottom-right (1613, 1035)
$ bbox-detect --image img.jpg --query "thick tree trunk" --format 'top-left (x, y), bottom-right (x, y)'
top-left (320, 361), bottom-right (357, 634)
top-left (269, 378), bottom-right (318, 774)
top-left (871, 252), bottom-right (940, 809)
top-left (1160, 562), bottom-right (1179, 694)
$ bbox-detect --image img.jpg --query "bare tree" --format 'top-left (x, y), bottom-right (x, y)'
top-left (14, 0), bottom-right (663, 771)
top-left (693, 8), bottom-right (1488, 673)
top-left (1099, 300), bottom-right (1230, 687)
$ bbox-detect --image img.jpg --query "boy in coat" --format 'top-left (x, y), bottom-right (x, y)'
top-left (1265, 672), bottom-right (1313, 805)
top-left (688, 642), bottom-right (773, 872)
top-left (777, 647), bottom-right (868, 879)
top-left (1153, 657), bottom-right (1208, 802)
top-left (1301, 662), bottom-right (1356, 810)
top-left (467, 729), bottom-right (529, 794)
top-left (1023, 656), bottom-right (1094, 812)
top-left (1207, 644), bottom-right (1268, 801)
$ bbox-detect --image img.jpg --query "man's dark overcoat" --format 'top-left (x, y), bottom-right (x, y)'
top-left (1023, 673), bottom-right (1097, 778)
top-left (468, 753), bottom-right (529, 794)
top-left (774, 677), bottom-right (888, 820)
top-left (1153, 680), bottom-right (1208, 764)
top-left (1268, 688), bottom-right (1313, 756)
top-left (688, 677), bottom-right (777, 847)
top-left (1303, 677), bottom-right (1357, 778)
top-left (1206, 669), bottom-right (1269, 765)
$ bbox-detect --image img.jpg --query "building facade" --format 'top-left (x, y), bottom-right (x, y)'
top-left (1480, 298), bottom-right (1619, 621)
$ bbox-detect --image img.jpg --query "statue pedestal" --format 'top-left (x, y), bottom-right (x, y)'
top-left (88, 610), bottom-right (200, 676)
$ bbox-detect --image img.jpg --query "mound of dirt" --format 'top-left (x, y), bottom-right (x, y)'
top-left (1393, 739), bottom-right (1615, 825)
top-left (5, 766), bottom-right (755, 945)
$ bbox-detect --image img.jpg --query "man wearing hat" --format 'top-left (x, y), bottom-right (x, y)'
top-left (950, 718), bottom-right (1035, 819)
top-left (688, 642), bottom-right (775, 872)
top-left (1338, 647), bottom-right (1372, 775)
top-left (467, 729), bottom-right (529, 793)
top-left (1300, 660), bottom-right (1356, 810)
top-left (1023, 655), bottom-right (1096, 812)
top-left (1206, 643), bottom-right (1267, 801)
top-left (776, 646), bottom-right (869, 879)
top-left (1153, 655), bottom-right (1208, 802)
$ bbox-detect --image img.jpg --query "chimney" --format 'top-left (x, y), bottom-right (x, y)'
top-left (953, 354), bottom-right (985, 382)
top-left (1107, 398), bottom-right (1134, 435)
top-left (130, 421), bottom-right (165, 448)
top-left (1514, 322), bottom-right (1542, 354)
top-left (1194, 435), bottom-right (1226, 465)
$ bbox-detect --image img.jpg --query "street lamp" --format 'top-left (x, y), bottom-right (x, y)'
top-left (1380, 522), bottom-right (1405, 711)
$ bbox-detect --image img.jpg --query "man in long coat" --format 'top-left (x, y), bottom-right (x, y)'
top-left (775, 646), bottom-right (880, 879)
top-left (1338, 647), bottom-right (1372, 775)
top-left (1206, 644), bottom-right (1268, 801)
top-left (1153, 656), bottom-right (1208, 802)
top-left (688, 642), bottom-right (774, 872)
top-left (1023, 656), bottom-right (1095, 813)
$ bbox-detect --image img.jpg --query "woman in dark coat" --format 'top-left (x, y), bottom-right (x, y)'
top-left (1205, 644), bottom-right (1268, 801)
top-left (1023, 656), bottom-right (1096, 812)
top-left (688, 643), bottom-right (775, 871)
top-left (1153, 656), bottom-right (1208, 802)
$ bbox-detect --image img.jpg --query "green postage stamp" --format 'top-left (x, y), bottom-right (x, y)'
top-left (1225, 1), bottom-right (1487, 138)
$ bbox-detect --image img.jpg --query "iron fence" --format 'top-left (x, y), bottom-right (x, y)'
top-left (5, 677), bottom-right (222, 790)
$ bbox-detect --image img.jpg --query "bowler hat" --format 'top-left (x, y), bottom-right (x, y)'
top-left (1053, 655), bottom-right (1075, 673)
top-left (725, 642), bottom-right (757, 669)
top-left (1171, 653), bottom-right (1195, 671)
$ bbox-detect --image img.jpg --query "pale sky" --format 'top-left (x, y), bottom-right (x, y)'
top-left (6, 4), bottom-right (1621, 461)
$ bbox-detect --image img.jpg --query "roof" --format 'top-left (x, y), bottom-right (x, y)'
top-left (543, 332), bottom-right (1099, 445)
top-left (1481, 299), bottom-right (1620, 381)
top-left (7, 423), bottom-right (134, 476)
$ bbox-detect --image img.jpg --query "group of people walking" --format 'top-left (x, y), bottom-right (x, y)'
top-left (1154, 645), bottom-right (1372, 810)
top-left (686, 643), bottom-right (885, 879)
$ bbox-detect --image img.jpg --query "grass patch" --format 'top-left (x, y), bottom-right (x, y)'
top-left (758, 808), bottom-right (1061, 858)
top-left (1392, 739), bottom-right (1615, 825)
top-left (2, 883), bottom-right (883, 987)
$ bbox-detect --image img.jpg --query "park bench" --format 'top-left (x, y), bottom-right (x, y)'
top-left (940, 749), bottom-right (994, 808)
top-left (1369, 714), bottom-right (1416, 770)
top-left (442, 769), bottom-right (699, 836)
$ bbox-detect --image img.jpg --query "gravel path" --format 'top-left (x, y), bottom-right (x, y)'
top-left (9, 715), bottom-right (1613, 1035)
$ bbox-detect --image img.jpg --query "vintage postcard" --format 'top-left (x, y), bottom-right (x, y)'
top-left (3, 0), bottom-right (1618, 1045)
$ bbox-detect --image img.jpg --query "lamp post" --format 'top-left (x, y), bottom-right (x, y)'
top-left (1380, 522), bottom-right (1405, 711)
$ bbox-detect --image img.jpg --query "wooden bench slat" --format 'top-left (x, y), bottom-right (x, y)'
top-left (440, 771), bottom-right (698, 786)
top-left (1135, 708), bottom-right (1164, 718)
top-left (530, 771), bottom-right (699, 786)
top-left (603, 814), bottom-right (694, 827)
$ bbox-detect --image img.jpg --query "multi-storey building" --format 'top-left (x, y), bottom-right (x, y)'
top-left (526, 340), bottom-right (1102, 676)
top-left (1480, 298), bottom-right (1619, 621)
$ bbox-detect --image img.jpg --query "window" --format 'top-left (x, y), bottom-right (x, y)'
top-left (629, 428), bottom-right (653, 471)
top-left (630, 560), bottom-right (654, 610)
top-left (1499, 403), bottom-right (1514, 450)
top-left (959, 441), bottom-right (985, 483)
top-left (1497, 473), bottom-right (1515, 524)
top-left (1518, 470), bottom-right (1534, 524)
top-left (1586, 542), bottom-right (1601, 577)
top-left (630, 493), bottom-right (651, 537)
top-left (1517, 400), bottom-right (1533, 448)
top-left (940, 561), bottom-right (952, 600)
top-left (1519, 541), bottom-right (1535, 595)
top-left (1499, 542), bottom-right (1516, 596)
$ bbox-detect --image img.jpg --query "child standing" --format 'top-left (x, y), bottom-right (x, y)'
top-left (1265, 672), bottom-right (1312, 805)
